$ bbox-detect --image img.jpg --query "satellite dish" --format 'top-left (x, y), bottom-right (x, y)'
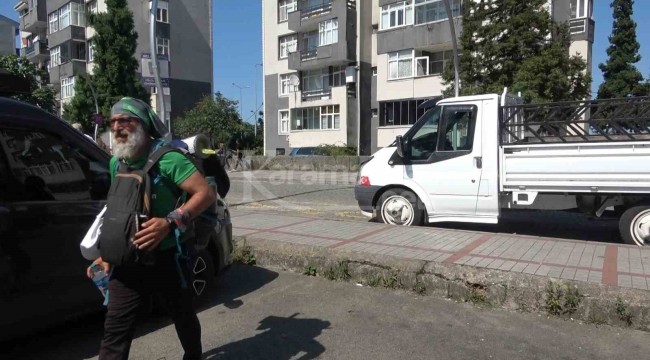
top-left (289, 74), bottom-right (300, 92)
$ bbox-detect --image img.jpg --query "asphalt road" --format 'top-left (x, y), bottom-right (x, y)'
top-left (226, 170), bottom-right (622, 244)
top-left (4, 264), bottom-right (649, 360)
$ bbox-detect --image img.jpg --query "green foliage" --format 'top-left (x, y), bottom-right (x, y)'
top-left (545, 281), bottom-right (582, 317)
top-left (233, 239), bottom-right (256, 266)
top-left (63, 75), bottom-right (98, 131)
top-left (323, 261), bottom-right (351, 281)
top-left (0, 54), bottom-right (56, 113)
top-left (66, 0), bottom-right (149, 124)
top-left (413, 281), bottom-right (426, 295)
top-left (615, 297), bottom-right (633, 327)
top-left (597, 0), bottom-right (648, 98)
top-left (303, 265), bottom-right (317, 276)
top-left (315, 145), bottom-right (357, 156)
top-left (443, 0), bottom-right (590, 103)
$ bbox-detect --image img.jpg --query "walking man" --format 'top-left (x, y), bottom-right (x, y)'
top-left (87, 97), bottom-right (215, 360)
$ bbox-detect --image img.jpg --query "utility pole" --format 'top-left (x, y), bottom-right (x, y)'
top-left (443, 0), bottom-right (460, 97)
top-left (255, 63), bottom-right (263, 137)
top-left (232, 82), bottom-right (249, 120)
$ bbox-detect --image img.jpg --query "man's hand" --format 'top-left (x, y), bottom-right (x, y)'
top-left (133, 217), bottom-right (170, 251)
top-left (86, 257), bottom-right (111, 279)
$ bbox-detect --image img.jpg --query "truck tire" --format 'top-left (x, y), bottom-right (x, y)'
top-left (619, 205), bottom-right (650, 246)
top-left (378, 189), bottom-right (424, 226)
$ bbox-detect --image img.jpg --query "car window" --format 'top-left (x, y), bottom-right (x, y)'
top-left (0, 127), bottom-right (109, 202)
top-left (408, 106), bottom-right (441, 161)
top-left (439, 106), bottom-right (477, 152)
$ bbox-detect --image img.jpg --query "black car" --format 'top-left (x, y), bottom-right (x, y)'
top-left (0, 97), bottom-right (232, 341)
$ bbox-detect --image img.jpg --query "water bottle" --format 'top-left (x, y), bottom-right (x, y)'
top-left (90, 263), bottom-right (110, 306)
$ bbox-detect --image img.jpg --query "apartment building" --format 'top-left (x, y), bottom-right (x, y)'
top-left (262, 0), bottom-right (374, 156)
top-left (14, 0), bottom-right (213, 122)
top-left (263, 0), bottom-right (594, 156)
top-left (0, 15), bottom-right (19, 56)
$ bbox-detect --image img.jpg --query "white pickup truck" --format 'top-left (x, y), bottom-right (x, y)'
top-left (355, 91), bottom-right (650, 246)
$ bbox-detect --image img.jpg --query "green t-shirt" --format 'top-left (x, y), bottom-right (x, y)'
top-left (109, 143), bottom-right (197, 251)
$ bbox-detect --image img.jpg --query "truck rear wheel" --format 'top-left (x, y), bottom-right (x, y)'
top-left (619, 205), bottom-right (650, 246)
top-left (378, 189), bottom-right (424, 226)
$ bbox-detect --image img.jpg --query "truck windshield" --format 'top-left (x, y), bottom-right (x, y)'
top-left (406, 106), bottom-right (442, 161)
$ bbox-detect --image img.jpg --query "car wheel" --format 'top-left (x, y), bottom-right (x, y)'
top-left (378, 189), bottom-right (424, 226)
top-left (619, 205), bottom-right (650, 246)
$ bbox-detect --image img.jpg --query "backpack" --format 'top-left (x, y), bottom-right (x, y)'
top-left (97, 151), bottom-right (159, 266)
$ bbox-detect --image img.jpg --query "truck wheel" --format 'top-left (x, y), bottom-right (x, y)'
top-left (619, 205), bottom-right (650, 246)
top-left (378, 189), bottom-right (424, 226)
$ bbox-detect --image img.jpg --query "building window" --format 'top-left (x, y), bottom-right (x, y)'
top-left (50, 46), bottom-right (61, 67)
top-left (87, 0), bottom-right (98, 14)
top-left (59, 4), bottom-right (71, 29)
top-left (278, 0), bottom-right (297, 22)
top-left (380, 1), bottom-right (413, 30)
top-left (279, 34), bottom-right (297, 59)
top-left (318, 19), bottom-right (338, 46)
top-left (414, 0), bottom-right (461, 25)
top-left (279, 73), bottom-right (294, 96)
top-left (61, 76), bottom-right (76, 99)
top-left (320, 105), bottom-right (340, 130)
top-left (156, 1), bottom-right (169, 23)
top-left (302, 69), bottom-right (328, 92)
top-left (388, 50), bottom-right (413, 80)
top-left (291, 106), bottom-right (340, 131)
top-left (157, 37), bottom-right (170, 56)
top-left (49, 12), bottom-right (59, 34)
top-left (71, 2), bottom-right (86, 27)
top-left (278, 110), bottom-right (289, 135)
top-left (379, 98), bottom-right (431, 126)
top-left (570, 0), bottom-right (592, 19)
top-left (88, 39), bottom-right (95, 62)
top-left (331, 66), bottom-right (346, 87)
top-left (428, 50), bottom-right (453, 75)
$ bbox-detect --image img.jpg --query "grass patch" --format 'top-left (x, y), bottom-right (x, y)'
top-left (413, 281), bottom-right (427, 296)
top-left (233, 239), bottom-right (256, 265)
top-left (323, 261), bottom-right (351, 281)
top-left (303, 265), bottom-right (317, 276)
top-left (545, 281), bottom-right (582, 317)
top-left (615, 297), bottom-right (633, 327)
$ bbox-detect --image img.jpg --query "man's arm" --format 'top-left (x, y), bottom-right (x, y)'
top-left (134, 171), bottom-right (215, 251)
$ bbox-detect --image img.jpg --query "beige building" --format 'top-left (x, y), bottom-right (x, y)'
top-left (263, 0), bottom-right (594, 156)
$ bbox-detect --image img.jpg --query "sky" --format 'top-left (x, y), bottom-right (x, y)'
top-left (1, 0), bottom-right (649, 121)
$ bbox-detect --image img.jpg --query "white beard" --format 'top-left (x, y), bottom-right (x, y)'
top-left (111, 125), bottom-right (148, 160)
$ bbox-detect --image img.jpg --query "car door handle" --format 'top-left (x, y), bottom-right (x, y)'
top-left (474, 156), bottom-right (482, 169)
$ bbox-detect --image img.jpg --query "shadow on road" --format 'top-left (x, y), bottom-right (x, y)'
top-left (0, 264), bottom-right (279, 360)
top-left (203, 313), bottom-right (331, 360)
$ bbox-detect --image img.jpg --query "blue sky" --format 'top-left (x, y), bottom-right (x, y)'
top-left (1, 0), bottom-right (648, 121)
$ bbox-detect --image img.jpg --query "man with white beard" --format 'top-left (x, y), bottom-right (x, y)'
top-left (87, 97), bottom-right (215, 360)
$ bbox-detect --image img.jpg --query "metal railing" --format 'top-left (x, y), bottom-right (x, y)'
top-left (300, 48), bottom-right (318, 61)
top-left (24, 41), bottom-right (48, 57)
top-left (569, 17), bottom-right (587, 35)
top-left (302, 88), bottom-right (332, 101)
top-left (300, 0), bottom-right (332, 19)
top-left (500, 96), bottom-right (650, 145)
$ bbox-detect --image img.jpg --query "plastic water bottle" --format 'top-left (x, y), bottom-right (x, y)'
top-left (90, 264), bottom-right (110, 306)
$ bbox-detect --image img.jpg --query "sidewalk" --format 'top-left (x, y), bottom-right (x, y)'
top-left (231, 209), bottom-right (650, 331)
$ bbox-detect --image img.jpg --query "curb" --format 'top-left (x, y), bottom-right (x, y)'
top-left (234, 235), bottom-right (650, 332)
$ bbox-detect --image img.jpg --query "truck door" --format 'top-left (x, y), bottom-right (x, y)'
top-left (405, 103), bottom-right (482, 217)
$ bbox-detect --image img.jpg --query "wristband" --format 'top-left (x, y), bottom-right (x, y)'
top-left (166, 208), bottom-right (190, 233)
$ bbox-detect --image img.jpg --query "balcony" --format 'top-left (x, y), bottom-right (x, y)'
top-left (302, 88), bottom-right (332, 102)
top-left (569, 17), bottom-right (595, 43)
top-left (49, 60), bottom-right (86, 85)
top-left (288, 0), bottom-right (355, 33)
top-left (22, 41), bottom-right (49, 60)
top-left (48, 26), bottom-right (86, 48)
top-left (288, 42), bottom-right (353, 71)
top-left (19, 9), bottom-right (47, 33)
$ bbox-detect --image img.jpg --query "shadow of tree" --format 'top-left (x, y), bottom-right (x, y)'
top-left (203, 313), bottom-right (331, 360)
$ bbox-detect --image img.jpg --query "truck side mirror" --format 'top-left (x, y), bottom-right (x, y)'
top-left (395, 135), bottom-right (407, 159)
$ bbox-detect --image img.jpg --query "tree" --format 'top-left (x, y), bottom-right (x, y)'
top-left (513, 24), bottom-right (591, 103)
top-left (597, 0), bottom-right (647, 99)
top-left (443, 0), bottom-right (590, 102)
top-left (65, 0), bottom-right (149, 125)
top-left (63, 75), bottom-right (97, 130)
top-left (0, 54), bottom-right (56, 112)
top-left (173, 92), bottom-right (242, 146)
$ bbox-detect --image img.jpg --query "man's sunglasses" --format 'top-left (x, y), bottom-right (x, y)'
top-left (109, 118), bottom-right (137, 126)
